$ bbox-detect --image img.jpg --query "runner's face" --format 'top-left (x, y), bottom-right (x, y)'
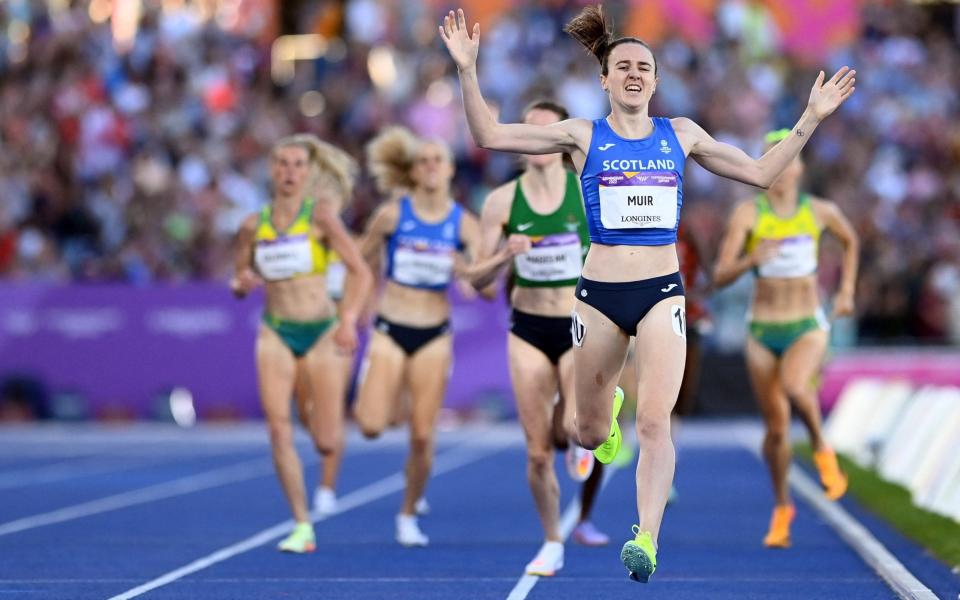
top-left (412, 142), bottom-right (454, 193)
top-left (523, 108), bottom-right (563, 168)
top-left (601, 43), bottom-right (657, 110)
top-left (271, 146), bottom-right (310, 199)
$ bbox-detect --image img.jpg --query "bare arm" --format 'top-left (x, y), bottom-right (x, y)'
top-left (462, 183), bottom-right (514, 292)
top-left (359, 201), bottom-right (399, 267)
top-left (315, 202), bottom-right (373, 328)
top-left (674, 68), bottom-right (856, 188)
top-left (816, 199), bottom-right (859, 317)
top-left (439, 9), bottom-right (589, 155)
top-left (713, 202), bottom-right (770, 289)
top-left (230, 214), bottom-right (261, 298)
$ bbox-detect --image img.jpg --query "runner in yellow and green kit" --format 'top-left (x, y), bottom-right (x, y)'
top-left (714, 129), bottom-right (859, 548)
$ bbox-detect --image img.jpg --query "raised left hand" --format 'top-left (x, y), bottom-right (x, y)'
top-left (807, 67), bottom-right (856, 122)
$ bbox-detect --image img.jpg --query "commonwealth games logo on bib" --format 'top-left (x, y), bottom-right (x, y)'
top-left (597, 171), bottom-right (679, 231)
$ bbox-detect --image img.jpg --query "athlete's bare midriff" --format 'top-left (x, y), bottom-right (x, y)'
top-left (750, 275), bottom-right (821, 322)
top-left (377, 280), bottom-right (451, 326)
top-left (511, 285), bottom-right (575, 318)
top-left (580, 243), bottom-right (680, 282)
top-left (264, 275), bottom-right (336, 322)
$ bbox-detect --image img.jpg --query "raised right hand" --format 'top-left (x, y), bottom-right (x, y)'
top-left (439, 8), bottom-right (480, 71)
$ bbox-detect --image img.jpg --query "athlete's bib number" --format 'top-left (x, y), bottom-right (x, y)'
top-left (598, 171), bottom-right (678, 230)
top-left (515, 233), bottom-right (583, 282)
top-left (759, 236), bottom-right (816, 278)
top-left (393, 247), bottom-right (455, 287)
top-left (254, 236), bottom-right (313, 281)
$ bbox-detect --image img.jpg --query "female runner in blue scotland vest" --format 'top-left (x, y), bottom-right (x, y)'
top-left (354, 126), bottom-right (482, 547)
top-left (440, 5), bottom-right (856, 582)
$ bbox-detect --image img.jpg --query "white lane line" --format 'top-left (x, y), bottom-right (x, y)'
top-left (0, 449), bottom-right (259, 491)
top-left (0, 457), bottom-right (275, 537)
top-left (787, 468), bottom-right (939, 600)
top-left (506, 462), bottom-right (621, 600)
top-left (735, 433), bottom-right (938, 600)
top-left (107, 440), bottom-right (510, 600)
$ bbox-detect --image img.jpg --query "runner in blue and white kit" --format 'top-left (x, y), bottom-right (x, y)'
top-left (440, 5), bottom-right (856, 582)
top-left (354, 126), bottom-right (482, 548)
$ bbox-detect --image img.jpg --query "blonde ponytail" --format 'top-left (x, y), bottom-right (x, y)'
top-left (365, 126), bottom-right (419, 195)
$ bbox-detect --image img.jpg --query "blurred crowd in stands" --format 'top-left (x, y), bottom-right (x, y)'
top-left (0, 0), bottom-right (958, 346)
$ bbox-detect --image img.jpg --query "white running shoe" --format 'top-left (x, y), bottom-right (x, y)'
top-left (314, 486), bottom-right (337, 517)
top-left (565, 446), bottom-right (595, 482)
top-left (524, 541), bottom-right (564, 576)
top-left (396, 514), bottom-right (429, 547)
top-left (414, 496), bottom-right (430, 515)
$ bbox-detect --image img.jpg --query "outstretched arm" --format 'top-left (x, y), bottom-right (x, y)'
top-left (439, 9), bottom-right (589, 155)
top-left (675, 67), bottom-right (856, 188)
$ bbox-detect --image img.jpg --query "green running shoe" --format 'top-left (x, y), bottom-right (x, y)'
top-left (277, 522), bottom-right (316, 553)
top-left (621, 525), bottom-right (657, 583)
top-left (593, 386), bottom-right (625, 464)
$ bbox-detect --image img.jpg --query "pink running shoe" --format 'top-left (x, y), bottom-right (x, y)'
top-left (571, 521), bottom-right (610, 546)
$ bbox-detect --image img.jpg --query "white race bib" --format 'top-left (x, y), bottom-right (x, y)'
top-left (393, 246), bottom-right (455, 287)
top-left (759, 235), bottom-right (816, 278)
top-left (254, 235), bottom-right (313, 281)
top-left (515, 233), bottom-right (583, 282)
top-left (598, 171), bottom-right (678, 230)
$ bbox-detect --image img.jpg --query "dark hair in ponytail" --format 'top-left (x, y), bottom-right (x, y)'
top-left (563, 4), bottom-right (657, 77)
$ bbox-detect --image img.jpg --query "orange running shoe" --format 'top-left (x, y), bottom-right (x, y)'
top-left (814, 448), bottom-right (848, 501)
top-left (762, 504), bottom-right (796, 548)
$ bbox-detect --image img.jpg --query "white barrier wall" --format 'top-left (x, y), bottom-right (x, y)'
top-left (824, 379), bottom-right (913, 467)
top-left (825, 379), bottom-right (960, 523)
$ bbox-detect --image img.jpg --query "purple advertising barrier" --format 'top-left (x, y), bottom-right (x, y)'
top-left (0, 283), bottom-right (514, 420)
top-left (820, 350), bottom-right (960, 412)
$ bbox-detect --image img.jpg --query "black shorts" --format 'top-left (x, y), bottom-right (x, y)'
top-left (509, 309), bottom-right (573, 365)
top-left (374, 316), bottom-right (450, 356)
top-left (574, 272), bottom-right (685, 336)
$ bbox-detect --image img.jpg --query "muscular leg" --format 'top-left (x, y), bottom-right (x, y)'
top-left (401, 334), bottom-right (453, 515)
top-left (510, 334), bottom-right (563, 541)
top-left (256, 325), bottom-right (309, 523)
top-left (300, 330), bottom-right (351, 457)
top-left (780, 329), bottom-right (829, 452)
top-left (571, 301), bottom-right (630, 450)
top-left (745, 337), bottom-right (791, 506)
top-left (633, 299), bottom-right (686, 544)
top-left (353, 331), bottom-right (407, 439)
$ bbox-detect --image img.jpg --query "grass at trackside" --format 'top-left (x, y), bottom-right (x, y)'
top-left (795, 443), bottom-right (960, 569)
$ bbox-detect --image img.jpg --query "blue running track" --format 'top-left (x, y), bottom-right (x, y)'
top-left (0, 421), bottom-right (956, 599)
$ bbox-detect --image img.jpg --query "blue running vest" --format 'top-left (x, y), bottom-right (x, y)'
top-left (580, 117), bottom-right (685, 245)
top-left (384, 197), bottom-right (464, 291)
